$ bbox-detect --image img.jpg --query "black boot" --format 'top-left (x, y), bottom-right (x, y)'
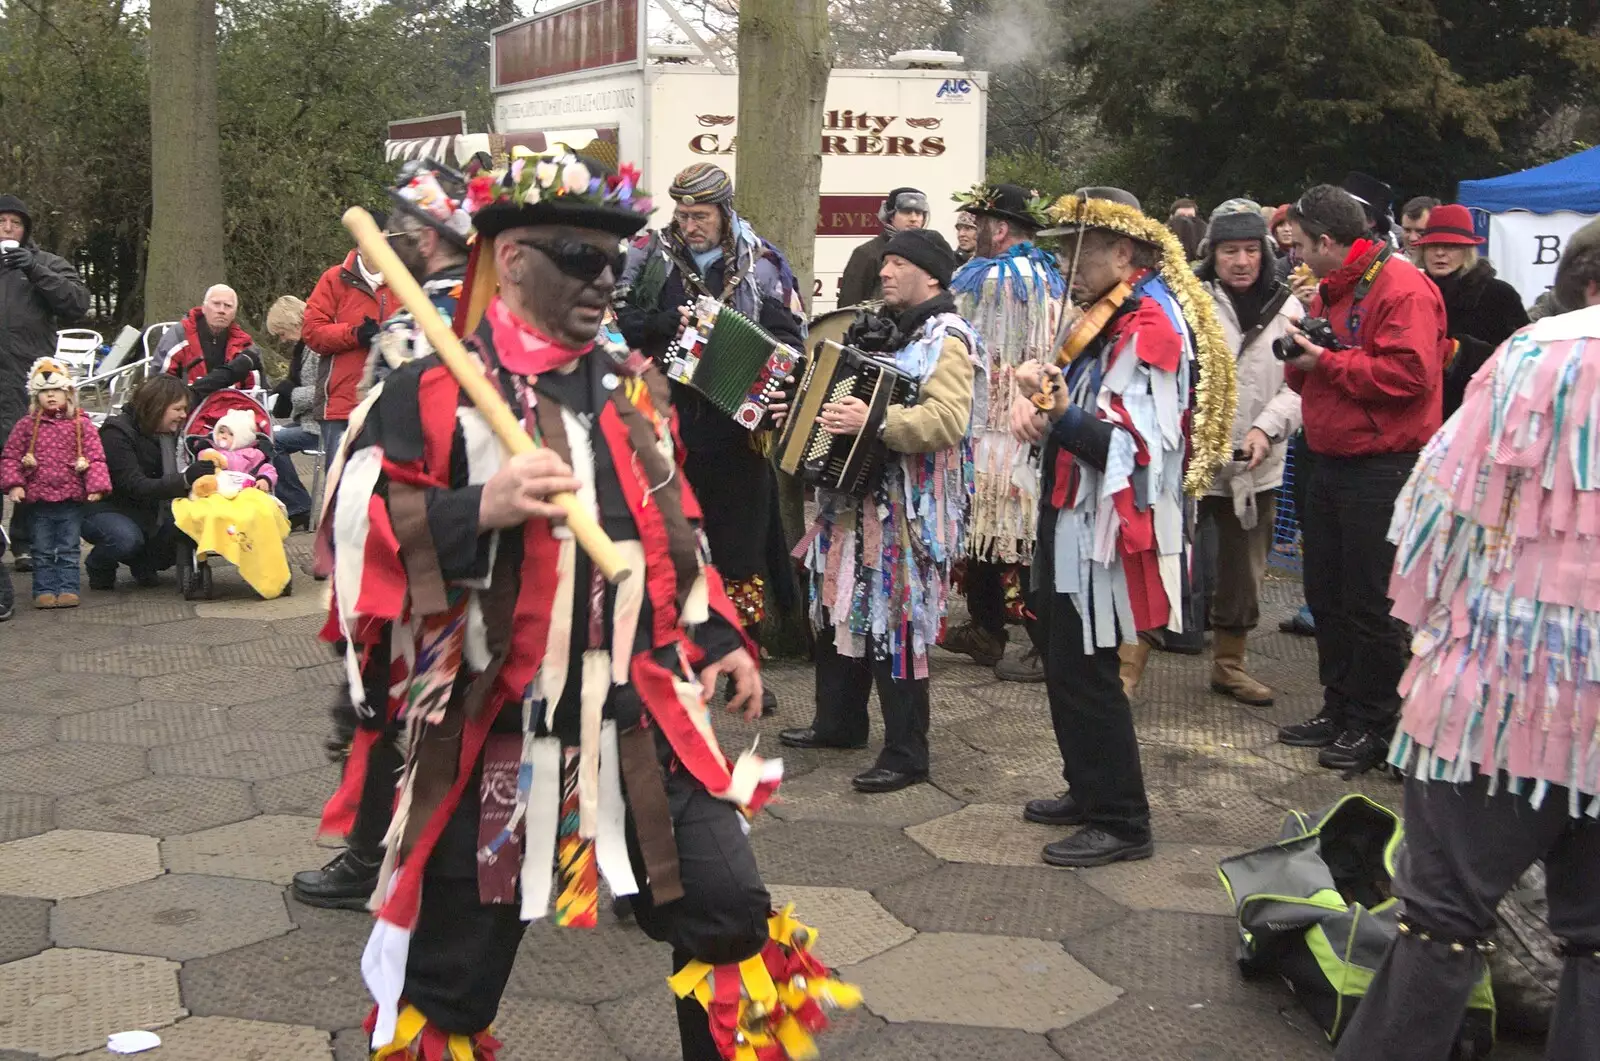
top-left (291, 849), bottom-right (381, 910)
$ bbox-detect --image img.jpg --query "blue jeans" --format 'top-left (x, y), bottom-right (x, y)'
top-left (272, 425), bottom-right (320, 518)
top-left (30, 502), bottom-right (83, 597)
top-left (82, 511), bottom-right (177, 583)
top-left (320, 420), bottom-right (347, 471)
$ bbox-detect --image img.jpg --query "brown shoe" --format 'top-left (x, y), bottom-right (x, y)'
top-left (53, 592), bottom-right (80, 609)
top-left (32, 593), bottom-right (56, 609)
top-left (1209, 631), bottom-right (1273, 705)
top-left (938, 621), bottom-right (1007, 666)
top-left (1118, 639), bottom-right (1151, 697)
top-left (994, 646), bottom-right (1046, 683)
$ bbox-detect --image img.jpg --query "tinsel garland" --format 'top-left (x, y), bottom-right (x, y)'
top-left (1042, 194), bottom-right (1237, 497)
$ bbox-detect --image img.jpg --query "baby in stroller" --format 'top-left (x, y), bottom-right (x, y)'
top-left (171, 391), bottom-right (292, 599)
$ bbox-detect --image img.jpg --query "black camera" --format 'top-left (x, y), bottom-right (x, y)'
top-left (1272, 316), bottom-right (1343, 361)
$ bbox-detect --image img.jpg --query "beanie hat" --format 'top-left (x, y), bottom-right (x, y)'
top-left (1207, 198), bottom-right (1269, 245)
top-left (883, 228), bottom-right (957, 288)
top-left (26, 357), bottom-right (75, 397)
top-left (881, 187), bottom-right (930, 223)
top-left (669, 163), bottom-right (735, 207)
top-left (213, 408), bottom-right (258, 450)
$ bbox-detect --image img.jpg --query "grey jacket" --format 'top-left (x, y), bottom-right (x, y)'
top-left (0, 244), bottom-right (90, 435)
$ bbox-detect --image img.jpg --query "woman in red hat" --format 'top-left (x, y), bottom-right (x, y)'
top-left (1414, 203), bottom-right (1530, 416)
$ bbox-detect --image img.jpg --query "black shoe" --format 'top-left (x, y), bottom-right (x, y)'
top-left (12, 553), bottom-right (31, 573)
top-left (1278, 714), bottom-right (1340, 748)
top-left (1318, 729), bottom-right (1390, 773)
top-left (1023, 792), bottom-right (1085, 827)
top-left (88, 571), bottom-right (117, 591)
top-left (288, 512), bottom-right (312, 533)
top-left (133, 571), bottom-right (162, 589)
top-left (291, 849), bottom-right (380, 910)
top-left (778, 727), bottom-right (866, 751)
top-left (851, 766), bottom-right (927, 793)
top-left (759, 687), bottom-right (778, 718)
top-left (1041, 827), bottom-right (1154, 868)
top-left (994, 647), bottom-right (1046, 684)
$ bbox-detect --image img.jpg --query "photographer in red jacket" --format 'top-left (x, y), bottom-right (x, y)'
top-left (1275, 184), bottom-right (1448, 773)
top-left (301, 224), bottom-right (392, 462)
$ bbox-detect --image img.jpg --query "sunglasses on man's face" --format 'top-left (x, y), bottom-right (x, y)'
top-left (516, 239), bottom-right (626, 283)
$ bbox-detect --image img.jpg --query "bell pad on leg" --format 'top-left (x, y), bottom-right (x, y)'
top-left (366, 1003), bottom-right (502, 1061)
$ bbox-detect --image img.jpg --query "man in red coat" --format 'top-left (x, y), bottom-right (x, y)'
top-left (157, 284), bottom-right (263, 396)
top-left (302, 230), bottom-right (393, 462)
top-left (1276, 183), bottom-right (1449, 774)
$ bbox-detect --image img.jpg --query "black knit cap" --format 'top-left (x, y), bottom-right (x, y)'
top-left (883, 228), bottom-right (957, 288)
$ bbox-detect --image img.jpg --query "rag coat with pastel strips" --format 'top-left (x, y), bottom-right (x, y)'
top-left (1387, 304), bottom-right (1600, 814)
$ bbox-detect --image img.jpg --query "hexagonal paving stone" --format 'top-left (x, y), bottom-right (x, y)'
top-left (504, 914), bottom-right (672, 1004)
top-left (0, 716), bottom-right (53, 755)
top-left (931, 744), bottom-right (1064, 805)
top-left (151, 731), bottom-right (328, 780)
top-left (1145, 786), bottom-right (1291, 849)
top-left (271, 613), bottom-right (328, 641)
top-left (766, 885), bottom-right (915, 967)
top-left (140, 665), bottom-right (306, 704)
top-left (55, 775), bottom-right (256, 836)
top-left (0, 794), bottom-right (54, 844)
top-left (139, 617), bottom-right (274, 645)
top-left (298, 660), bottom-right (346, 688)
top-left (196, 594), bottom-right (325, 621)
top-left (56, 701), bottom-right (229, 747)
top-left (1048, 996), bottom-right (1328, 1060)
top-left (1258, 768), bottom-right (1405, 817)
top-left (51, 873), bottom-right (292, 960)
top-left (834, 1021), bottom-right (1066, 1061)
top-left (1074, 844), bottom-right (1235, 917)
top-left (60, 643), bottom-right (212, 678)
top-left (874, 863), bottom-right (1127, 941)
top-left (4, 621), bottom-right (128, 654)
top-left (0, 742), bottom-right (148, 797)
top-left (230, 696), bottom-right (340, 736)
top-left (766, 766), bottom-right (964, 828)
top-left (1137, 742), bottom-right (1300, 793)
top-left (1066, 910), bottom-right (1293, 1011)
top-left (57, 598), bottom-right (194, 626)
top-left (3, 673), bottom-right (143, 716)
top-left (216, 636), bottom-right (338, 670)
top-left (0, 830), bottom-right (161, 899)
top-left (749, 821), bottom-right (941, 890)
top-left (487, 997), bottom-right (626, 1061)
top-left (1131, 697), bottom-right (1282, 750)
top-left (905, 803), bottom-right (1067, 868)
top-left (62, 1015), bottom-right (333, 1060)
top-left (254, 765), bottom-right (341, 817)
top-left (0, 948), bottom-right (184, 1057)
top-left (162, 815), bottom-right (329, 884)
top-left (181, 921), bottom-right (370, 1030)
top-left (0, 895), bottom-right (51, 963)
top-left (848, 932), bottom-right (1120, 1033)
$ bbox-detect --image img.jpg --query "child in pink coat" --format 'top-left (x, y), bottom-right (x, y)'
top-left (0, 358), bottom-right (111, 607)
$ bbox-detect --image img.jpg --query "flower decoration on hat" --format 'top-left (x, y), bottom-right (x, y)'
top-left (468, 148), bottom-right (651, 222)
top-left (391, 162), bottom-right (473, 247)
top-left (952, 181), bottom-right (1052, 229)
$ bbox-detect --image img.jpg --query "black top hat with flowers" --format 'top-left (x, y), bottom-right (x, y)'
top-left (952, 182), bottom-right (1050, 231)
top-left (465, 151), bottom-right (653, 240)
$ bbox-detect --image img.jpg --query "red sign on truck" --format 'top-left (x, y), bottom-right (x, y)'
top-left (493, 0), bottom-right (641, 90)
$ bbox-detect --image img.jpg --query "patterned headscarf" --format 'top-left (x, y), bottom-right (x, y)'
top-left (669, 163), bottom-right (735, 207)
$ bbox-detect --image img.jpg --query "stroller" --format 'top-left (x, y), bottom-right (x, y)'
top-left (173, 388), bottom-right (292, 600)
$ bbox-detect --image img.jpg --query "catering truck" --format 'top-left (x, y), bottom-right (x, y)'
top-left (478, 0), bottom-right (988, 313)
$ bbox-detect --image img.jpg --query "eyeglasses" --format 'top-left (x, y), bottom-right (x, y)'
top-left (515, 239), bottom-right (626, 283)
top-left (672, 209), bottom-right (719, 228)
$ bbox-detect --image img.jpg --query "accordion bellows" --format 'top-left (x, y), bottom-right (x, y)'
top-left (666, 296), bottom-right (799, 430)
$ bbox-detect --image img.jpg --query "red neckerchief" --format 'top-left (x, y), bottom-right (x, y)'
top-left (1318, 238), bottom-right (1381, 305)
top-left (486, 297), bottom-right (592, 376)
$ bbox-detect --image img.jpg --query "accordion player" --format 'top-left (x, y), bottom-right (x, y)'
top-left (775, 339), bottom-right (920, 498)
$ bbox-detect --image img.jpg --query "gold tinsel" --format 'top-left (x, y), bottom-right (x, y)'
top-left (1042, 194), bottom-right (1237, 497)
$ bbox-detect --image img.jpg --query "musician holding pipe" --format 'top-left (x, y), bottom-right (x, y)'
top-left (779, 228), bottom-right (988, 794)
top-left (615, 164), bottom-right (806, 716)
top-left (323, 153), bottom-right (859, 1061)
top-left (1011, 187), bottom-right (1235, 868)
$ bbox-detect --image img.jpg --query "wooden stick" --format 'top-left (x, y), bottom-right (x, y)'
top-left (341, 206), bottom-right (632, 584)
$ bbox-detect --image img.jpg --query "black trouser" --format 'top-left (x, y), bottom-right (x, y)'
top-left (1335, 772), bottom-right (1600, 1060)
top-left (965, 559), bottom-right (1009, 637)
top-left (1036, 588), bottom-right (1150, 841)
top-left (329, 682), bottom-right (403, 861)
top-left (404, 755), bottom-right (770, 1059)
top-left (682, 444), bottom-right (771, 585)
top-left (1300, 451), bottom-right (1415, 734)
top-left (810, 627), bottom-right (931, 774)
top-left (6, 502), bottom-right (31, 557)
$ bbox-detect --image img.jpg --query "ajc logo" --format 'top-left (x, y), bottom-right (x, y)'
top-left (935, 78), bottom-right (972, 102)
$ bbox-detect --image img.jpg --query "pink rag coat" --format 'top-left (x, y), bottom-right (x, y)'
top-left (0, 409), bottom-right (111, 502)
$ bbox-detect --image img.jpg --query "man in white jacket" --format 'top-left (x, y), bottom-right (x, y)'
top-left (1194, 199), bottom-right (1302, 705)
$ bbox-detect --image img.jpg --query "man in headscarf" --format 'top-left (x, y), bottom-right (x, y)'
top-left (615, 164), bottom-right (805, 715)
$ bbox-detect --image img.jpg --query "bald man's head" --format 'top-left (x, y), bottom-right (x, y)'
top-left (201, 285), bottom-right (238, 332)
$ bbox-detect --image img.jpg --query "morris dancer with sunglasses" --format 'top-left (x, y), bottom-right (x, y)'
top-left (320, 152), bottom-right (859, 1060)
top-left (615, 164), bottom-right (806, 713)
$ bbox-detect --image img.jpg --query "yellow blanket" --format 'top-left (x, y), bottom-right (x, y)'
top-left (171, 489), bottom-right (292, 598)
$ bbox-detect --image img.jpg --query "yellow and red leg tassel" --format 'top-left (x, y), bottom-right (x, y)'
top-left (667, 904), bottom-right (863, 1061)
top-left (366, 1003), bottom-right (502, 1061)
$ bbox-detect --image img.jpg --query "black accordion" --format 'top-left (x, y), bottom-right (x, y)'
top-left (776, 340), bottom-right (919, 498)
top-left (665, 296), bottom-right (801, 430)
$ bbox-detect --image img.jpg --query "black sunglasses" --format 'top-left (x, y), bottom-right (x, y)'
top-left (515, 239), bottom-right (626, 283)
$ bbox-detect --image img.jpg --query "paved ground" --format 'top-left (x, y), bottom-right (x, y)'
top-left (0, 532), bottom-right (1547, 1059)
